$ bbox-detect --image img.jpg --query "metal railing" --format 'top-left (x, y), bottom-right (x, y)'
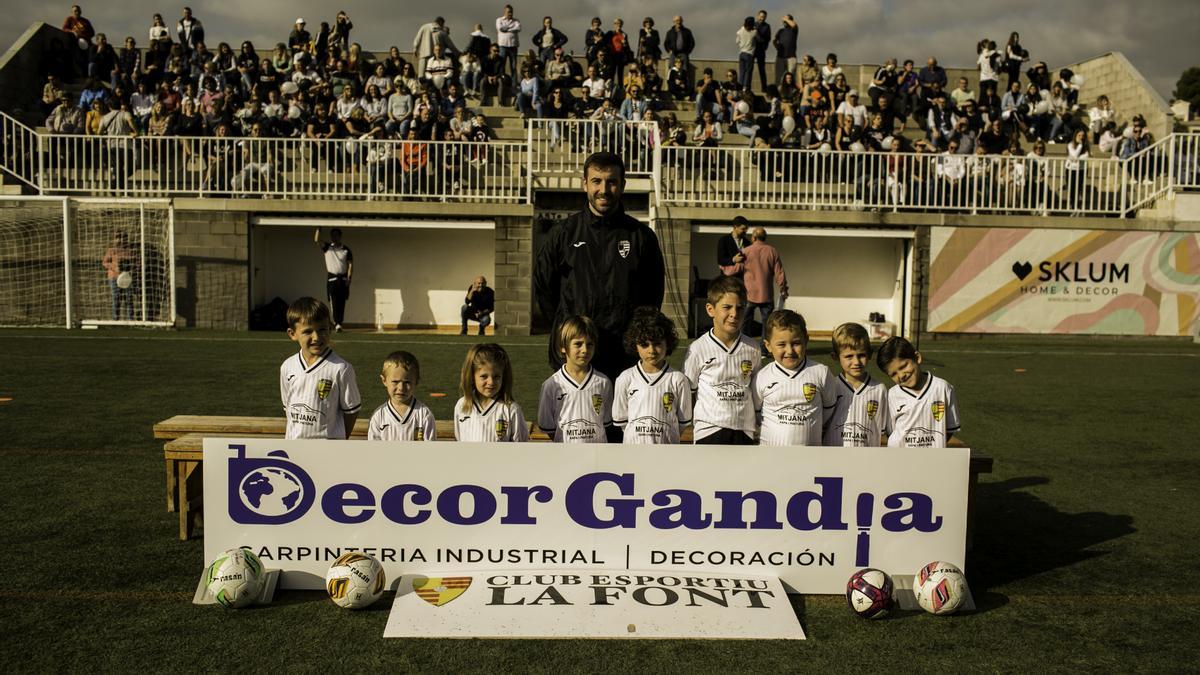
top-left (527, 119), bottom-right (658, 177)
top-left (1, 114), bottom-right (41, 189)
top-left (37, 134), bottom-right (528, 202)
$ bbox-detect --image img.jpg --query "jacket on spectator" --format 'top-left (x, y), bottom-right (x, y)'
top-left (664, 25), bottom-right (695, 56)
top-left (531, 27), bottom-right (568, 61)
top-left (773, 24), bottom-right (797, 59)
top-left (177, 18), bottom-right (204, 51)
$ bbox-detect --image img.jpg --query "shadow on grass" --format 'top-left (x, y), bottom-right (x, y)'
top-left (968, 476), bottom-right (1134, 610)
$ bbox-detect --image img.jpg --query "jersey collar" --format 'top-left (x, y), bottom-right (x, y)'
top-left (386, 399), bottom-right (415, 424)
top-left (838, 373), bottom-right (873, 394)
top-left (772, 358), bottom-right (808, 379)
top-left (899, 372), bottom-right (932, 399)
top-left (297, 348), bottom-right (332, 373)
top-left (474, 399), bottom-right (499, 416)
top-left (705, 328), bottom-right (742, 354)
top-left (636, 362), bottom-right (669, 385)
top-left (560, 365), bottom-right (594, 389)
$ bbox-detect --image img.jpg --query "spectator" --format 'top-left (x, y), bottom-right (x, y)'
top-left (797, 54), bottom-right (819, 88)
top-left (333, 11), bottom-right (354, 53)
top-left (466, 24), bottom-right (492, 62)
top-left (480, 43), bottom-right (510, 105)
top-left (752, 10), bottom-right (770, 92)
top-left (733, 227), bottom-right (787, 330)
top-left (978, 117), bottom-right (1008, 154)
top-left (950, 76), bottom-right (975, 111)
top-left (582, 63), bottom-right (610, 101)
top-left (667, 56), bottom-right (689, 101)
top-left (1004, 32), bottom-right (1029, 91)
top-left (977, 81), bottom-right (1001, 124)
top-left (977, 39), bottom-right (1001, 93)
top-left (735, 17), bottom-right (756, 93)
top-left (1027, 61), bottom-right (1051, 91)
top-left (619, 85), bottom-right (649, 121)
top-left (918, 57), bottom-right (947, 96)
top-left (717, 216), bottom-right (751, 274)
top-left (1063, 128), bottom-right (1089, 209)
top-left (424, 44), bottom-right (455, 91)
top-left (605, 18), bottom-right (634, 92)
top-left (664, 16), bottom-right (695, 90)
top-left (514, 66), bottom-right (543, 119)
top-left (131, 80), bottom-right (155, 125)
top-left (332, 82), bottom-right (360, 122)
top-left (41, 75), bottom-right (65, 116)
top-left (820, 53), bottom-right (842, 86)
top-left (288, 18), bottom-right (311, 55)
top-left (773, 14), bottom-right (797, 85)
top-left (496, 4), bottom-right (521, 81)
top-left (1088, 95), bottom-right (1115, 143)
top-left (460, 51), bottom-right (483, 97)
top-left (583, 17), bottom-right (605, 63)
top-left (1055, 69), bottom-right (1080, 109)
top-left (114, 37), bottom-right (142, 91)
top-left (461, 276), bottom-right (495, 335)
top-left (63, 5), bottom-right (95, 71)
top-left (175, 7), bottom-right (203, 55)
top-left (271, 43), bottom-right (293, 79)
top-left (47, 93), bottom-right (83, 134)
top-left (84, 98), bottom-right (106, 136)
top-left (89, 33), bottom-right (116, 82)
top-left (531, 16), bottom-right (567, 63)
top-left (731, 96), bottom-right (759, 146)
top-left (385, 83), bottom-right (414, 137)
top-left (868, 58), bottom-right (898, 112)
top-left (544, 49), bottom-right (572, 90)
top-left (948, 116), bottom-right (975, 155)
top-left (837, 89), bottom-right (867, 129)
top-left (638, 18), bottom-right (660, 65)
top-left (692, 108), bottom-right (723, 146)
top-left (1097, 122), bottom-right (1121, 154)
top-left (1046, 82), bottom-right (1071, 143)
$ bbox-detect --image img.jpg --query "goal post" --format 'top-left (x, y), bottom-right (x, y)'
top-left (0, 196), bottom-right (176, 328)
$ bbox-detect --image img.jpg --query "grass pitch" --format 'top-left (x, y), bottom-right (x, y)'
top-left (1, 328), bottom-right (1198, 672)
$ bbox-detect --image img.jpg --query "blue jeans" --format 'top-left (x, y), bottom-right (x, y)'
top-left (461, 305), bottom-right (491, 334)
top-left (499, 46), bottom-right (518, 85)
top-left (738, 52), bottom-right (754, 92)
top-left (109, 278), bottom-right (134, 321)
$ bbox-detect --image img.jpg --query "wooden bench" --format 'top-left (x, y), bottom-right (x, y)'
top-left (155, 415), bottom-right (989, 542)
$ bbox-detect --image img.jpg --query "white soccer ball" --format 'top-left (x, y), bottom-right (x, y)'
top-left (737, 100), bottom-right (750, 115)
top-left (913, 560), bottom-right (967, 615)
top-left (325, 552), bottom-right (386, 609)
top-left (205, 548), bottom-right (265, 609)
top-left (116, 271), bottom-right (133, 289)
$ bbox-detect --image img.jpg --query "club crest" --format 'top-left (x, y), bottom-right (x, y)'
top-left (739, 360), bottom-right (754, 379)
top-left (802, 383), bottom-right (817, 403)
top-left (415, 427), bottom-right (424, 441)
top-left (662, 391), bottom-right (675, 413)
top-left (932, 400), bottom-right (946, 422)
top-left (413, 576), bottom-right (472, 607)
top-left (866, 400), bottom-right (879, 420)
top-left (617, 240), bottom-right (631, 258)
top-left (495, 418), bottom-right (509, 440)
top-left (592, 394), bottom-right (603, 415)
top-left (316, 378), bottom-right (333, 400)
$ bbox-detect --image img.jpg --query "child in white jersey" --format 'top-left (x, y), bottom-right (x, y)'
top-left (823, 323), bottom-right (889, 446)
top-left (751, 309), bottom-right (835, 446)
top-left (612, 307), bottom-right (693, 444)
top-left (537, 315), bottom-right (614, 443)
top-left (367, 350), bottom-right (437, 442)
top-left (877, 336), bottom-right (960, 448)
top-left (279, 297), bottom-right (361, 439)
top-left (683, 275), bottom-right (763, 444)
top-left (453, 343), bottom-right (530, 442)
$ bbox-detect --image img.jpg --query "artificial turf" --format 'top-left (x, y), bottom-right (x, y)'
top-left (1, 329), bottom-right (1197, 671)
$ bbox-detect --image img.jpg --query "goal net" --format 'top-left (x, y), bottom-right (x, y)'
top-left (0, 197), bottom-right (174, 327)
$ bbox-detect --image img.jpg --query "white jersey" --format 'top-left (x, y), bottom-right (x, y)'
top-left (537, 367), bottom-right (613, 444)
top-left (367, 398), bottom-right (437, 442)
top-left (885, 373), bottom-right (960, 448)
top-left (683, 329), bottom-right (763, 441)
top-left (453, 397), bottom-right (531, 442)
top-left (279, 349), bottom-right (361, 439)
top-left (751, 359), bottom-right (836, 447)
top-left (612, 363), bottom-right (693, 444)
top-left (823, 375), bottom-right (889, 447)
top-left (321, 242), bottom-right (352, 276)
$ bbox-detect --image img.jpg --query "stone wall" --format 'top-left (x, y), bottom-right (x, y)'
top-left (653, 217), bottom-right (693, 334)
top-left (172, 209), bottom-right (249, 329)
top-left (492, 215), bottom-right (532, 336)
top-left (1062, 52), bottom-right (1174, 140)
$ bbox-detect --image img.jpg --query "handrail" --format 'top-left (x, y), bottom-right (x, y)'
top-left (0, 113), bottom-right (41, 190)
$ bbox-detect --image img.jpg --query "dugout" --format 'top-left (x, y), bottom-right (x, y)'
top-left (688, 225), bottom-right (914, 338)
top-left (249, 218), bottom-right (495, 331)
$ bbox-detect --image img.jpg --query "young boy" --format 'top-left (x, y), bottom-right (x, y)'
top-left (367, 350), bottom-right (437, 442)
top-left (877, 336), bottom-right (960, 448)
top-left (613, 307), bottom-right (693, 444)
top-left (537, 315), bottom-right (614, 443)
top-left (683, 275), bottom-right (762, 444)
top-left (751, 310), bottom-right (836, 446)
top-left (823, 323), bottom-right (889, 447)
top-left (280, 297), bottom-right (361, 439)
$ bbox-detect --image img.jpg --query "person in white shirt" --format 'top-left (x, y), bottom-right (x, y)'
top-left (538, 316), bottom-right (614, 443)
top-left (824, 323), bottom-right (889, 446)
top-left (752, 310), bottom-right (836, 446)
top-left (314, 227), bottom-right (353, 332)
top-left (454, 343), bottom-right (530, 442)
top-left (367, 351), bottom-right (437, 442)
top-left (836, 90), bottom-right (867, 129)
top-left (613, 308), bottom-right (693, 444)
top-left (495, 4), bottom-right (522, 83)
top-left (877, 337), bottom-right (960, 448)
top-left (683, 275), bottom-right (763, 444)
top-left (279, 297), bottom-right (361, 439)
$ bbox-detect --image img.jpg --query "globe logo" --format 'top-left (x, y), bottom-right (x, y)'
top-left (239, 467), bottom-right (306, 517)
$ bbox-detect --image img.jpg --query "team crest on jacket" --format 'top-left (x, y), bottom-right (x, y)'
top-left (662, 391), bottom-right (675, 412)
top-left (617, 240), bottom-right (631, 258)
top-left (495, 418), bottom-right (509, 439)
top-left (316, 378), bottom-right (333, 400)
top-left (866, 400), bottom-right (879, 419)
top-left (591, 394), bottom-right (603, 414)
top-left (739, 360), bottom-right (754, 379)
top-left (413, 577), bottom-right (472, 606)
top-left (931, 400), bottom-right (946, 421)
top-left (802, 383), bottom-right (817, 403)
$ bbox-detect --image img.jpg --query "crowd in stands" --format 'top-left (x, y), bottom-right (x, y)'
top-left (33, 4), bottom-right (1157, 197)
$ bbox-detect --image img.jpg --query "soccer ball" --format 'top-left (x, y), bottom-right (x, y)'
top-left (205, 548), bottom-right (265, 608)
top-left (325, 552), bottom-right (386, 609)
top-left (913, 560), bottom-right (968, 615)
top-left (846, 568), bottom-right (893, 619)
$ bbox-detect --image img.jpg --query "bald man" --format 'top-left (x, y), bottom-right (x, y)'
top-left (736, 227), bottom-right (788, 329)
top-left (461, 275), bottom-right (495, 335)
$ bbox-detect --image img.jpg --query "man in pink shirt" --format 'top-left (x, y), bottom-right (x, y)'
top-left (734, 227), bottom-right (788, 332)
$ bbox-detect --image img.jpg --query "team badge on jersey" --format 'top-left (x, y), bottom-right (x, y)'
top-left (495, 418), bottom-right (509, 440)
top-left (592, 394), bottom-right (603, 415)
top-left (316, 378), bottom-right (333, 400)
top-left (932, 400), bottom-right (946, 421)
top-left (866, 400), bottom-right (879, 419)
top-left (802, 383), bottom-right (817, 403)
top-left (617, 240), bottom-right (631, 258)
top-left (662, 391), bottom-right (675, 413)
top-left (740, 360), bottom-right (754, 379)
top-left (415, 427), bottom-right (424, 441)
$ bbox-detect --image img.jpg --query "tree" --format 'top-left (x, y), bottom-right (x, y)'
top-left (1174, 67), bottom-right (1200, 108)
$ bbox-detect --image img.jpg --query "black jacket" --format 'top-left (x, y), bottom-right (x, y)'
top-left (534, 205), bottom-right (664, 378)
top-left (663, 26), bottom-right (695, 56)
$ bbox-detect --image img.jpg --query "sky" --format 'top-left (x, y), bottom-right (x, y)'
top-left (5, 0), bottom-right (1197, 100)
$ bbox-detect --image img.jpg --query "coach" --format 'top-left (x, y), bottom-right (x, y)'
top-left (534, 152), bottom-right (665, 380)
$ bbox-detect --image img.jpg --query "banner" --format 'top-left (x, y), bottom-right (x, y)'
top-left (203, 440), bottom-right (970, 594)
top-left (383, 570), bottom-right (804, 639)
top-left (928, 228), bottom-right (1200, 335)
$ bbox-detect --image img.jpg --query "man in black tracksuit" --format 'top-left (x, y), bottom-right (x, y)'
top-left (534, 152), bottom-right (665, 382)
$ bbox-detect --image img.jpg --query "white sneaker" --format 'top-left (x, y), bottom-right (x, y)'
top-left (335, 324), bottom-right (343, 333)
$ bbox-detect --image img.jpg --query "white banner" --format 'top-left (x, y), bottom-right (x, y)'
top-left (383, 570), bottom-right (804, 639)
top-left (203, 440), bottom-right (969, 594)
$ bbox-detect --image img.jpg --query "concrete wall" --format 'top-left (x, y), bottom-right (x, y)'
top-left (173, 209), bottom-right (249, 329)
top-left (0, 23), bottom-right (74, 123)
top-left (1062, 52), bottom-right (1173, 140)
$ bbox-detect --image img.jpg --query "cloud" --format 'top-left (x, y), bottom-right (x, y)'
top-left (3, 0), bottom-right (1197, 98)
